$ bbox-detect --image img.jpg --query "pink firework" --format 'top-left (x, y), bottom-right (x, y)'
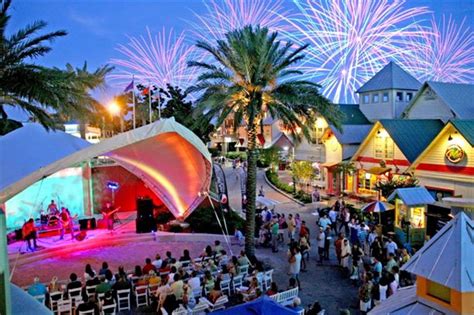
top-left (110, 27), bottom-right (199, 89)
top-left (279, 0), bottom-right (430, 104)
top-left (402, 15), bottom-right (474, 83)
top-left (190, 0), bottom-right (289, 43)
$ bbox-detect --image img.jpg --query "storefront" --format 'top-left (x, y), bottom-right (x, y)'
top-left (357, 166), bottom-right (391, 195)
top-left (388, 187), bottom-right (435, 246)
top-left (408, 120), bottom-right (474, 201)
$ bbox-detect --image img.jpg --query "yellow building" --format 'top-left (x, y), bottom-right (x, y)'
top-left (369, 211), bottom-right (474, 314)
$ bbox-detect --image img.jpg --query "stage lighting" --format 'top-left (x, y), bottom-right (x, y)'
top-left (107, 181), bottom-right (119, 190)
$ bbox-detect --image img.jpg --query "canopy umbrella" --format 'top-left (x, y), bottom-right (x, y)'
top-left (211, 296), bottom-right (300, 315)
top-left (361, 201), bottom-right (394, 224)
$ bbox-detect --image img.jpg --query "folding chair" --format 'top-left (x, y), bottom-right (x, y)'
top-left (135, 285), bottom-right (149, 307)
top-left (116, 289), bottom-right (131, 311)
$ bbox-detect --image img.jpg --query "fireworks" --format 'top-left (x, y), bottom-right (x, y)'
top-left (109, 27), bottom-right (198, 90)
top-left (402, 15), bottom-right (474, 84)
top-left (279, 0), bottom-right (430, 104)
top-left (189, 0), bottom-right (288, 43)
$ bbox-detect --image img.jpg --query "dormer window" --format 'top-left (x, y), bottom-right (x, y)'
top-left (406, 92), bottom-right (413, 102)
top-left (382, 92), bottom-right (389, 102)
top-left (363, 94), bottom-right (370, 104)
top-left (372, 93), bottom-right (379, 103)
top-left (396, 92), bottom-right (403, 102)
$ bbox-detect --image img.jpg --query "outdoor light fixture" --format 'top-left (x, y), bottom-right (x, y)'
top-left (106, 181), bottom-right (119, 190)
top-left (377, 130), bottom-right (381, 135)
top-left (448, 134), bottom-right (453, 141)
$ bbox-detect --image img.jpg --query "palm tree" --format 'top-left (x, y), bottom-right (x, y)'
top-left (188, 25), bottom-right (341, 256)
top-left (0, 0), bottom-right (112, 132)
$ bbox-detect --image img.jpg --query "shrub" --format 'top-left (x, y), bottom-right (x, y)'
top-left (225, 151), bottom-right (247, 160)
top-left (186, 205), bottom-right (244, 234)
top-left (208, 147), bottom-right (220, 157)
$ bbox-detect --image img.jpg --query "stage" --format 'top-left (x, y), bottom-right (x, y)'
top-left (7, 211), bottom-right (240, 288)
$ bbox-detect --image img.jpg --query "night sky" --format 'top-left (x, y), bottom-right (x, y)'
top-left (10, 0), bottom-right (474, 103)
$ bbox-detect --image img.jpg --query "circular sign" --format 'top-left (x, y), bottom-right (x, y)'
top-left (445, 144), bottom-right (465, 164)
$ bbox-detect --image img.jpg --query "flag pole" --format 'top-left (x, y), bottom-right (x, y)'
top-left (158, 89), bottom-right (161, 120)
top-left (148, 82), bottom-right (152, 123)
top-left (132, 75), bottom-right (136, 129)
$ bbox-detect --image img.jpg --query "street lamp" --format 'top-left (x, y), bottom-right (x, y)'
top-left (107, 101), bottom-right (124, 133)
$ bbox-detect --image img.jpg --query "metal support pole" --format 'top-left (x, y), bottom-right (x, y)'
top-left (0, 208), bottom-right (12, 315)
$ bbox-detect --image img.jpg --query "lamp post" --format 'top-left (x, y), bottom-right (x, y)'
top-left (107, 101), bottom-right (123, 133)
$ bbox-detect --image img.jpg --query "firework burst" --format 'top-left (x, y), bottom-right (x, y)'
top-left (110, 27), bottom-right (198, 89)
top-left (190, 0), bottom-right (289, 43)
top-left (279, 0), bottom-right (430, 104)
top-left (402, 15), bottom-right (474, 84)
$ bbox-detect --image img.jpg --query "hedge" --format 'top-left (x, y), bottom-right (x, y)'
top-left (265, 169), bottom-right (312, 204)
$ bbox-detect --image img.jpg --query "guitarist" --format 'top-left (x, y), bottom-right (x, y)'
top-left (102, 202), bottom-right (118, 231)
top-left (22, 218), bottom-right (38, 251)
top-left (59, 207), bottom-right (76, 240)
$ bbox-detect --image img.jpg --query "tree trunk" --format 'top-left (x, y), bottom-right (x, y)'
top-left (245, 124), bottom-right (257, 257)
top-left (79, 120), bottom-right (86, 140)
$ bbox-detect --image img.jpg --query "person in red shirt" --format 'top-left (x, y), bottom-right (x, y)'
top-left (266, 282), bottom-right (279, 296)
top-left (142, 258), bottom-right (157, 275)
top-left (299, 220), bottom-right (310, 239)
top-left (22, 219), bottom-right (37, 251)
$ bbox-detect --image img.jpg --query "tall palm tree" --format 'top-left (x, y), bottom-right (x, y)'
top-left (0, 0), bottom-right (112, 132)
top-left (188, 25), bottom-right (341, 256)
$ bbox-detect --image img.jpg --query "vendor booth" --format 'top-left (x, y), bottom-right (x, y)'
top-left (388, 187), bottom-right (435, 246)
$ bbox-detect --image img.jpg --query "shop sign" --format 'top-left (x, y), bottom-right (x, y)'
top-left (445, 144), bottom-right (465, 164)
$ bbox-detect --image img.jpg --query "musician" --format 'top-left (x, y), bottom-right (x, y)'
top-left (102, 202), bottom-right (116, 231)
top-left (22, 218), bottom-right (37, 251)
top-left (47, 200), bottom-right (59, 215)
top-left (59, 207), bottom-right (75, 240)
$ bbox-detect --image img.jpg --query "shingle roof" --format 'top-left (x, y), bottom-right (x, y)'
top-left (387, 187), bottom-right (435, 206)
top-left (402, 211), bottom-right (474, 292)
top-left (451, 119), bottom-right (474, 146)
top-left (368, 286), bottom-right (445, 315)
top-left (380, 119), bottom-right (444, 163)
top-left (357, 62), bottom-right (421, 93)
top-left (330, 124), bottom-right (372, 145)
top-left (338, 104), bottom-right (371, 124)
top-left (427, 82), bottom-right (474, 119)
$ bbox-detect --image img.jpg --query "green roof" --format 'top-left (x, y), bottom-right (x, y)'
top-left (380, 119), bottom-right (444, 163)
top-left (451, 120), bottom-right (474, 146)
top-left (338, 104), bottom-right (371, 124)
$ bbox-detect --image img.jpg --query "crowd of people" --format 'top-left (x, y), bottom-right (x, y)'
top-left (26, 240), bottom-right (307, 314)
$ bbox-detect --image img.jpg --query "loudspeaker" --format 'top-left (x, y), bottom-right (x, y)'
top-left (79, 219), bottom-right (89, 231)
top-left (136, 198), bottom-right (153, 219)
top-left (89, 217), bottom-right (96, 229)
top-left (136, 218), bottom-right (155, 233)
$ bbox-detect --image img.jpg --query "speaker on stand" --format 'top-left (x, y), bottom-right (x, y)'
top-left (136, 198), bottom-right (155, 233)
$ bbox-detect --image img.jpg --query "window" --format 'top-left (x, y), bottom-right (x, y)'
top-left (383, 92), bottom-right (389, 102)
top-left (406, 92), bottom-right (413, 102)
top-left (372, 93), bottom-right (379, 103)
top-left (363, 94), bottom-right (370, 104)
top-left (396, 92), bottom-right (403, 102)
top-left (374, 134), bottom-right (394, 158)
top-left (427, 280), bottom-right (451, 304)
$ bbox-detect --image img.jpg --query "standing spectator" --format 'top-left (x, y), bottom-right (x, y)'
top-left (318, 214), bottom-right (331, 231)
top-left (358, 272), bottom-right (374, 314)
top-left (299, 236), bottom-right (310, 271)
top-left (27, 276), bottom-right (47, 297)
top-left (385, 237), bottom-right (398, 258)
top-left (339, 207), bottom-right (350, 235)
top-left (329, 207), bottom-right (338, 234)
top-left (358, 224), bottom-right (368, 254)
top-left (288, 214), bottom-right (296, 242)
top-left (335, 233), bottom-right (344, 264)
top-left (340, 239), bottom-right (352, 272)
top-left (22, 219), bottom-right (38, 252)
top-left (234, 228), bottom-right (244, 246)
top-left (371, 237), bottom-right (384, 263)
top-left (324, 226), bottom-right (331, 260)
top-left (258, 185), bottom-right (265, 197)
top-left (348, 218), bottom-right (360, 245)
top-left (385, 253), bottom-right (398, 273)
top-left (388, 273), bottom-right (399, 296)
top-left (372, 257), bottom-right (383, 283)
top-left (312, 188), bottom-right (321, 202)
top-left (299, 221), bottom-right (310, 240)
top-left (271, 219), bottom-right (279, 253)
top-left (288, 246), bottom-right (302, 289)
top-left (295, 213), bottom-right (302, 236)
top-left (317, 227), bottom-right (325, 265)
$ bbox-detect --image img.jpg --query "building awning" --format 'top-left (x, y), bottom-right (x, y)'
top-left (366, 166), bottom-right (391, 175)
top-left (320, 162), bottom-right (338, 168)
top-left (387, 187), bottom-right (435, 206)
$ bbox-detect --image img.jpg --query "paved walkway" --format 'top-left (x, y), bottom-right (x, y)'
top-left (221, 166), bottom-right (360, 314)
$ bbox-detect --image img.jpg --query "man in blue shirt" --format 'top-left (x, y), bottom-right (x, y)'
top-left (27, 276), bottom-right (47, 297)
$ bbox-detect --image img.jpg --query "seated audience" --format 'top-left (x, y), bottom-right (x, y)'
top-left (76, 294), bottom-right (100, 315)
top-left (143, 258), bottom-right (157, 275)
top-left (266, 282), bottom-right (279, 295)
top-left (98, 262), bottom-right (109, 276)
top-left (152, 254), bottom-right (163, 269)
top-left (27, 276), bottom-right (47, 297)
top-left (66, 273), bottom-right (82, 294)
top-left (208, 279), bottom-right (223, 303)
top-left (170, 274), bottom-right (184, 301)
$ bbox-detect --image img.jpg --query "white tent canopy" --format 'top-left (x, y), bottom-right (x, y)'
top-left (0, 118), bottom-right (212, 220)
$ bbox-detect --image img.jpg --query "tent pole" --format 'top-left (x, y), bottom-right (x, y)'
top-left (0, 207), bottom-right (12, 315)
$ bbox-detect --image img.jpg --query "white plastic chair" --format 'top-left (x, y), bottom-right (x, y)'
top-left (220, 279), bottom-right (231, 296)
top-left (172, 304), bottom-right (189, 315)
top-left (101, 303), bottom-right (116, 315)
top-left (232, 274), bottom-right (243, 292)
top-left (238, 265), bottom-right (249, 275)
top-left (49, 291), bottom-right (63, 313)
top-left (188, 301), bottom-right (209, 315)
top-left (116, 288), bottom-right (131, 311)
top-left (264, 269), bottom-right (274, 291)
top-left (78, 309), bottom-right (95, 315)
top-left (85, 285), bottom-right (97, 298)
top-left (135, 285), bottom-right (149, 307)
top-left (201, 295), bottom-right (228, 312)
top-left (57, 299), bottom-right (72, 315)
